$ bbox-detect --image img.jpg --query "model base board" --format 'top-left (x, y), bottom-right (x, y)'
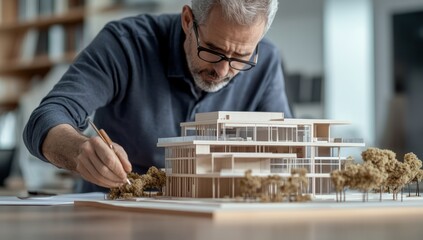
top-left (75, 193), bottom-right (423, 221)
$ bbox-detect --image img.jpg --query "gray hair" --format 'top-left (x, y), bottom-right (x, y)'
top-left (191, 0), bottom-right (278, 35)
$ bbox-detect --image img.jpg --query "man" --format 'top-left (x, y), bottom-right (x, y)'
top-left (24, 0), bottom-right (291, 192)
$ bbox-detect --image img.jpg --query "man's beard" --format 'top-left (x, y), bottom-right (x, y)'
top-left (193, 69), bottom-right (232, 92)
top-left (187, 59), bottom-right (233, 92)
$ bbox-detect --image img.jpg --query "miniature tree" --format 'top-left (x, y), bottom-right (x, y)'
top-left (386, 161), bottom-right (411, 201)
top-left (332, 156), bottom-right (356, 202)
top-left (108, 172), bottom-right (146, 199)
top-left (341, 163), bottom-right (359, 202)
top-left (239, 169), bottom-right (311, 203)
top-left (280, 176), bottom-right (298, 202)
top-left (260, 175), bottom-right (283, 202)
top-left (353, 162), bottom-right (385, 202)
top-left (342, 156), bottom-right (355, 169)
top-left (331, 169), bottom-right (347, 202)
top-left (146, 166), bottom-right (167, 194)
top-left (361, 148), bottom-right (396, 201)
top-left (403, 153), bottom-right (422, 197)
top-left (133, 174), bottom-right (148, 198)
top-left (140, 174), bottom-right (154, 196)
top-left (107, 166), bottom-right (166, 200)
top-left (240, 170), bottom-right (262, 200)
top-left (413, 169), bottom-right (423, 196)
top-left (291, 168), bottom-right (308, 190)
top-left (332, 159), bottom-right (386, 202)
top-left (280, 168), bottom-right (310, 202)
top-left (291, 168), bottom-right (310, 202)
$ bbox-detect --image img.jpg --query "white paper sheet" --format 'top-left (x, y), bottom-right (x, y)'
top-left (0, 192), bottom-right (105, 206)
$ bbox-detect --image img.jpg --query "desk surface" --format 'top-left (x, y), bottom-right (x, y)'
top-left (1, 204), bottom-right (423, 240)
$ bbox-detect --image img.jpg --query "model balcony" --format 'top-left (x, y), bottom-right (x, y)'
top-left (158, 135), bottom-right (364, 145)
top-left (314, 137), bottom-right (364, 143)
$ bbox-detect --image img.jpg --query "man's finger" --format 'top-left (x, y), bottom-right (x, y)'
top-left (76, 159), bottom-right (122, 188)
top-left (91, 137), bottom-right (127, 181)
top-left (113, 143), bottom-right (132, 173)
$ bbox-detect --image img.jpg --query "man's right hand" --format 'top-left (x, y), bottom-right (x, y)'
top-left (42, 124), bottom-right (132, 188)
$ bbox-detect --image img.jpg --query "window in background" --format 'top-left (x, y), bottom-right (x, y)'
top-left (391, 10), bottom-right (423, 159)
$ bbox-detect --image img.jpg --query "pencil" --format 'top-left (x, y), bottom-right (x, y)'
top-left (88, 119), bottom-right (131, 185)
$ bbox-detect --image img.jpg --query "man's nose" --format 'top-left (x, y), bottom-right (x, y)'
top-left (212, 60), bottom-right (231, 78)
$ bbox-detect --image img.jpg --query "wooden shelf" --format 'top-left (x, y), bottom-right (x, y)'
top-left (0, 1), bottom-right (86, 113)
top-left (0, 100), bottom-right (19, 112)
top-left (0, 53), bottom-right (76, 76)
top-left (0, 7), bottom-right (85, 33)
top-left (95, 2), bottom-right (160, 13)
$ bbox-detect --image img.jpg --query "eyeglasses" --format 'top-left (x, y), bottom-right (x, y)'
top-left (192, 20), bottom-right (259, 71)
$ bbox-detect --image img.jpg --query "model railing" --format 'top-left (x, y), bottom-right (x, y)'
top-left (314, 137), bottom-right (364, 143)
top-left (158, 136), bottom-right (218, 143)
top-left (159, 136), bottom-right (364, 144)
top-left (335, 138), bottom-right (364, 143)
top-left (158, 135), bottom-right (255, 143)
top-left (270, 158), bottom-right (312, 173)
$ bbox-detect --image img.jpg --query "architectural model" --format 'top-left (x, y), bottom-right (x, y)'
top-left (98, 111), bottom-right (423, 218)
top-left (156, 111), bottom-right (365, 199)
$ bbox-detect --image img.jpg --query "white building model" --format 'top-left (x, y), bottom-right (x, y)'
top-left (157, 111), bottom-right (365, 198)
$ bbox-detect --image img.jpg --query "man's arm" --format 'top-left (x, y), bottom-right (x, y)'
top-left (42, 124), bottom-right (132, 188)
top-left (24, 23), bottom-right (134, 188)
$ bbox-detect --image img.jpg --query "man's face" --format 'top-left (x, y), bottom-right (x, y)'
top-left (184, 6), bottom-right (265, 92)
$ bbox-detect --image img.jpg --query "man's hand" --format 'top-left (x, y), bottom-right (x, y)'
top-left (42, 124), bottom-right (132, 188)
top-left (75, 135), bottom-right (132, 188)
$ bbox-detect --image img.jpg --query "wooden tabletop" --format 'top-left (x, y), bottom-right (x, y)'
top-left (1, 204), bottom-right (422, 240)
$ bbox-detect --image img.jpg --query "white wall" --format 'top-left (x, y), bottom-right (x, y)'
top-left (267, 0), bottom-right (324, 76)
top-left (86, 0), bottom-right (190, 41)
top-left (324, 0), bottom-right (374, 157)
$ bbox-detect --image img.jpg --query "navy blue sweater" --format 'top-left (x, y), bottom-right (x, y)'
top-left (23, 14), bottom-right (292, 192)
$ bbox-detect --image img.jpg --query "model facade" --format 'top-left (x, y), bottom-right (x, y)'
top-left (157, 111), bottom-right (365, 198)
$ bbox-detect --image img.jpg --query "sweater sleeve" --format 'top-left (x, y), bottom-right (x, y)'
top-left (23, 24), bottom-right (130, 161)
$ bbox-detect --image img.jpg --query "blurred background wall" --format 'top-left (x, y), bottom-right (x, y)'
top-left (0, 0), bottom-right (422, 192)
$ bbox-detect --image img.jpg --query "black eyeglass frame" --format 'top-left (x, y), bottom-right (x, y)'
top-left (192, 20), bottom-right (259, 71)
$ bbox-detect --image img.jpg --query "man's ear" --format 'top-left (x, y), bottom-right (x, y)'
top-left (181, 5), bottom-right (193, 35)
